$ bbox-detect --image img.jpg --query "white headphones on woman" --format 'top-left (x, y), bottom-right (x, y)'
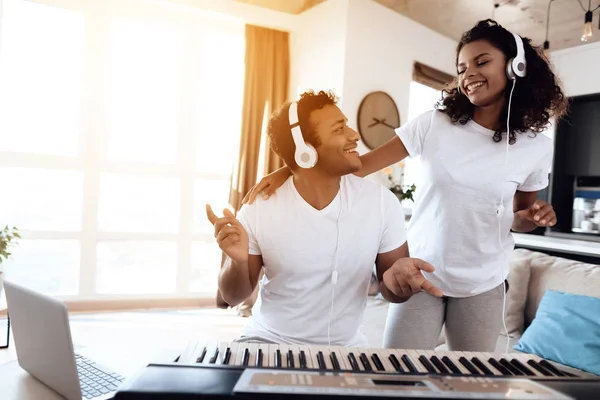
top-left (506, 32), bottom-right (527, 80)
top-left (288, 101), bottom-right (318, 169)
top-left (458, 30), bottom-right (527, 95)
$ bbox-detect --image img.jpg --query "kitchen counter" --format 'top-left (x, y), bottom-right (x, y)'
top-left (513, 232), bottom-right (600, 258)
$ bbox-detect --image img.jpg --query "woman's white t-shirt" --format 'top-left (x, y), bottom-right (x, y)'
top-left (396, 110), bottom-right (553, 297)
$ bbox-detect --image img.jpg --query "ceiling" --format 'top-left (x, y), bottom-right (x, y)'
top-left (234, 0), bottom-right (600, 51)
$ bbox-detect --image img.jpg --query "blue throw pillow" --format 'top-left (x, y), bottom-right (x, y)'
top-left (514, 289), bottom-right (600, 376)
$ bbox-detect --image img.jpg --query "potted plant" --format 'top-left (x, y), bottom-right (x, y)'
top-left (0, 226), bottom-right (20, 299)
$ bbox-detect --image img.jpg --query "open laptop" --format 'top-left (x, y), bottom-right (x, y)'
top-left (3, 279), bottom-right (125, 400)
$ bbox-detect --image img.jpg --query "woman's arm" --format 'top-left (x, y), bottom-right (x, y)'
top-left (356, 136), bottom-right (410, 177)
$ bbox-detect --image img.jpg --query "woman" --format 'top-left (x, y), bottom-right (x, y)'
top-left (242, 19), bottom-right (567, 352)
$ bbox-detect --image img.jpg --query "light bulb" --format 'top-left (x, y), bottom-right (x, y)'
top-left (581, 11), bottom-right (593, 42)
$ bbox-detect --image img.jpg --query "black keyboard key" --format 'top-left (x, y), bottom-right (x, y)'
top-left (430, 356), bottom-right (450, 374)
top-left (330, 352), bottom-right (341, 370)
top-left (526, 360), bottom-right (552, 376)
top-left (348, 352), bottom-right (360, 371)
top-left (539, 360), bottom-right (565, 377)
top-left (510, 359), bottom-right (535, 376)
top-left (401, 354), bottom-right (418, 373)
top-left (418, 355), bottom-right (437, 373)
top-left (242, 348), bottom-right (249, 366)
top-left (499, 358), bottom-right (523, 375)
top-left (196, 347), bottom-right (207, 363)
top-left (209, 348), bottom-right (219, 364)
top-left (488, 358), bottom-right (512, 375)
top-left (371, 354), bottom-right (385, 371)
top-left (275, 350), bottom-right (281, 368)
top-left (359, 353), bottom-right (373, 371)
top-left (562, 370), bottom-right (578, 377)
top-left (317, 351), bottom-right (327, 370)
top-left (471, 357), bottom-right (494, 375)
top-left (287, 350), bottom-right (295, 368)
top-left (458, 357), bottom-right (480, 375)
top-left (299, 351), bottom-right (307, 369)
top-left (256, 349), bottom-right (263, 367)
top-left (441, 356), bottom-right (462, 374)
top-left (389, 354), bottom-right (405, 373)
top-left (222, 347), bottom-right (231, 365)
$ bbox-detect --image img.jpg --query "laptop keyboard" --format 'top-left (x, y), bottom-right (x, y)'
top-left (75, 353), bottom-right (125, 399)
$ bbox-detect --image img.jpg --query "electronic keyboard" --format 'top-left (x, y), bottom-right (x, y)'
top-left (114, 341), bottom-right (600, 399)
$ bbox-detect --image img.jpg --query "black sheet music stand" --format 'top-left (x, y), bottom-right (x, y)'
top-left (0, 313), bottom-right (9, 349)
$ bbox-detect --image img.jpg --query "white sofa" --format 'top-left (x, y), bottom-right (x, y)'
top-left (359, 248), bottom-right (600, 375)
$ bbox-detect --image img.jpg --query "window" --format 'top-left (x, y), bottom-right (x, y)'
top-left (0, 0), bottom-right (245, 300)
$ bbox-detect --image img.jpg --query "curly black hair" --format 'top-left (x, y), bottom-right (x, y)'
top-left (267, 90), bottom-right (337, 169)
top-left (435, 19), bottom-right (568, 144)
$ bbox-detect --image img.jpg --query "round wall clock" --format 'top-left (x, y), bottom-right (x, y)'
top-left (357, 91), bottom-right (400, 150)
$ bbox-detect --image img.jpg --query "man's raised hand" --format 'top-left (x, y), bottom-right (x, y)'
top-left (383, 258), bottom-right (443, 299)
top-left (205, 204), bottom-right (249, 263)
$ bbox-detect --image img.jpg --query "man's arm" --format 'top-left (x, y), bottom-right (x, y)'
top-left (375, 242), bottom-right (412, 303)
top-left (218, 254), bottom-right (263, 307)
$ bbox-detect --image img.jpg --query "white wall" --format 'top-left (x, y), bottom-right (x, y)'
top-left (289, 0), bottom-right (349, 102)
top-left (550, 42), bottom-right (600, 97)
top-left (341, 0), bottom-right (457, 156)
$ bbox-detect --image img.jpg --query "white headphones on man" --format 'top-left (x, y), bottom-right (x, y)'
top-left (288, 101), bottom-right (318, 169)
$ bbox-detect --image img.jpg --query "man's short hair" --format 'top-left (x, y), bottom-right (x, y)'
top-left (267, 90), bottom-right (338, 170)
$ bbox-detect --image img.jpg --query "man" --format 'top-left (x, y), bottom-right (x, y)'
top-left (206, 90), bottom-right (442, 347)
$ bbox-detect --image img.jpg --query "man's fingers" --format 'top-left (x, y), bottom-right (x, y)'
top-left (223, 208), bottom-right (235, 218)
top-left (421, 280), bottom-right (444, 297)
top-left (205, 204), bottom-right (218, 225)
top-left (214, 217), bottom-right (239, 237)
top-left (219, 234), bottom-right (240, 250)
top-left (217, 226), bottom-right (240, 244)
top-left (406, 276), bottom-right (422, 293)
top-left (533, 205), bottom-right (553, 223)
top-left (414, 259), bottom-right (435, 273)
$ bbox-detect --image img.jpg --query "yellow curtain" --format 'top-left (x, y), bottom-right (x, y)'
top-left (216, 24), bottom-right (289, 309)
top-left (229, 24), bottom-right (289, 213)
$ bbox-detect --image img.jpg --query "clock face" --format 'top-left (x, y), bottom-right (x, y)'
top-left (357, 91), bottom-right (400, 150)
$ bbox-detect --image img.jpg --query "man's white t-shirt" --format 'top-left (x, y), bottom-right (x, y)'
top-left (236, 174), bottom-right (406, 346)
top-left (396, 110), bottom-right (553, 298)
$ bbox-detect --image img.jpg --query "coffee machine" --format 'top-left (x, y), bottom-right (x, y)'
top-left (572, 177), bottom-right (600, 235)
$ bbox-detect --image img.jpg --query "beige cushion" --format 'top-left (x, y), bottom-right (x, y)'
top-left (503, 249), bottom-right (544, 337)
top-left (526, 253), bottom-right (600, 326)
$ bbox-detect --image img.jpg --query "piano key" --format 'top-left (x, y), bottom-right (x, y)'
top-left (288, 345), bottom-right (301, 369)
top-left (467, 353), bottom-right (496, 376)
top-left (222, 347), bottom-right (232, 365)
top-left (274, 349), bottom-right (282, 368)
top-left (370, 353), bottom-right (385, 371)
top-left (214, 342), bottom-right (229, 365)
top-left (359, 352), bottom-right (373, 371)
top-left (488, 358), bottom-right (514, 375)
top-left (510, 358), bottom-right (535, 376)
top-left (525, 359), bottom-right (553, 377)
top-left (241, 347), bottom-right (250, 366)
top-left (334, 347), bottom-right (351, 371)
top-left (305, 347), bottom-right (321, 370)
top-left (398, 352), bottom-right (419, 373)
top-left (418, 355), bottom-right (437, 373)
top-left (246, 343), bottom-right (258, 367)
top-left (255, 348), bottom-right (264, 367)
top-left (224, 342), bottom-right (239, 366)
top-left (312, 347), bottom-right (334, 370)
top-left (257, 344), bottom-right (272, 367)
top-left (441, 355), bottom-right (462, 374)
top-left (444, 352), bottom-right (472, 375)
top-left (500, 358), bottom-right (523, 375)
top-left (177, 342), bottom-right (198, 364)
top-left (347, 351), bottom-right (360, 371)
top-left (329, 350), bottom-right (341, 370)
top-left (424, 351), bottom-right (450, 374)
top-left (286, 349), bottom-right (295, 369)
top-left (315, 351), bottom-right (326, 369)
top-left (458, 355), bottom-right (481, 375)
top-left (538, 360), bottom-right (566, 377)
top-left (196, 346), bottom-right (208, 364)
top-left (406, 350), bottom-right (428, 373)
top-left (388, 353), bottom-right (405, 373)
top-left (299, 350), bottom-right (308, 369)
top-left (373, 349), bottom-right (397, 373)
